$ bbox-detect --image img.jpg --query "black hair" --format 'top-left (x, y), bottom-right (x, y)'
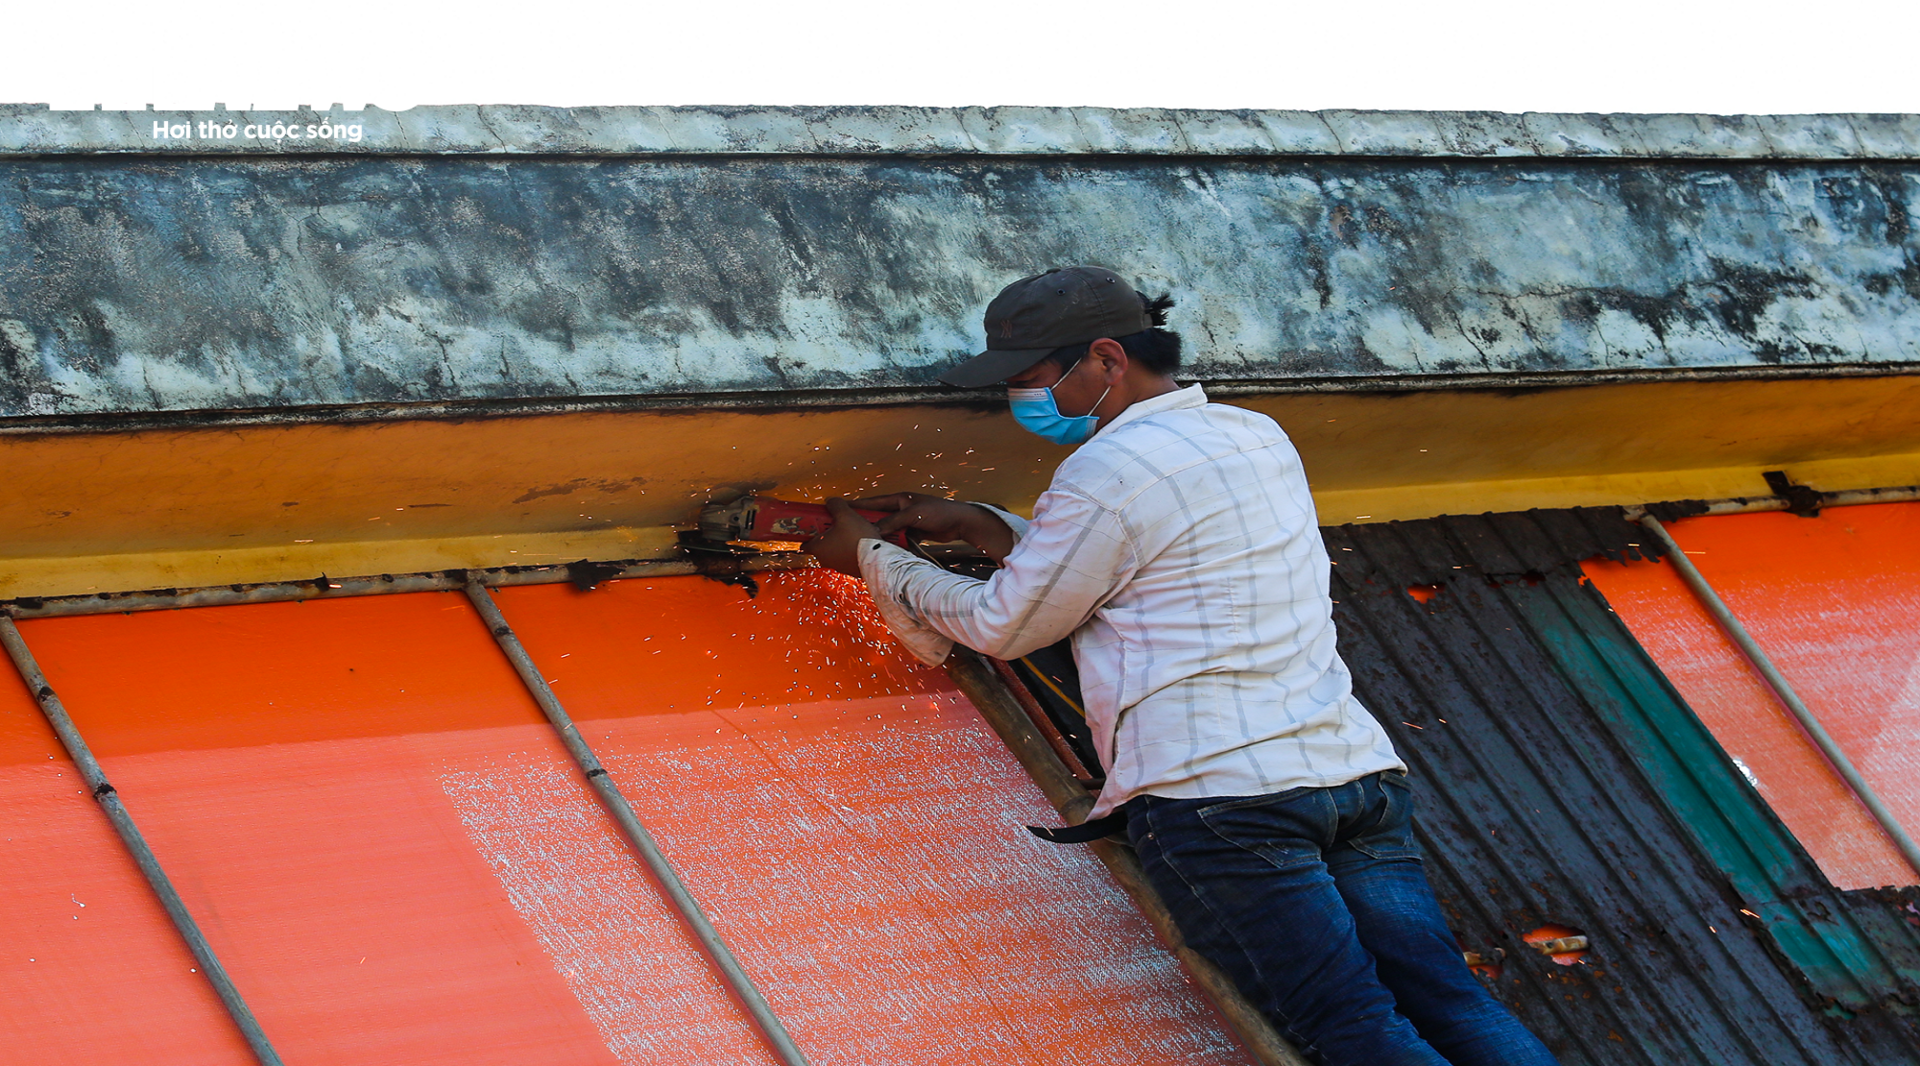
top-left (1043, 293), bottom-right (1182, 376)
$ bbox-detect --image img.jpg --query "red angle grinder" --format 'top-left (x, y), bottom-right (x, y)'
top-left (696, 495), bottom-right (911, 548)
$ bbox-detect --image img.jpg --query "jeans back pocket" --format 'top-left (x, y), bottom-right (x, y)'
top-left (1195, 787), bottom-right (1341, 873)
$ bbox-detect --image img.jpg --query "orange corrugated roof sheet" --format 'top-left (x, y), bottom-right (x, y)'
top-left (2, 570), bottom-right (1248, 1065)
top-left (1584, 501), bottom-right (1920, 890)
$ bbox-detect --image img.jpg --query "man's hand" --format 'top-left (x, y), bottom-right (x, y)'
top-left (800, 498), bottom-right (882, 577)
top-left (854, 492), bottom-right (1016, 563)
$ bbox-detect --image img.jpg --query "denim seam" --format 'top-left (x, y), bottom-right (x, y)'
top-left (1140, 800), bottom-right (1321, 1057)
top-left (1190, 784), bottom-right (1317, 819)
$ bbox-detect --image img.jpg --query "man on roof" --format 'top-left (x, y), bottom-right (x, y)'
top-left (802, 266), bottom-right (1555, 1066)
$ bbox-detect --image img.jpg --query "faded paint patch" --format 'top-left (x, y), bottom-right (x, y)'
top-left (439, 693), bottom-right (1251, 1066)
top-left (439, 756), bottom-right (767, 1065)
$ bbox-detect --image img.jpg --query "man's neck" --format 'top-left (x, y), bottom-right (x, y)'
top-left (1096, 372), bottom-right (1182, 423)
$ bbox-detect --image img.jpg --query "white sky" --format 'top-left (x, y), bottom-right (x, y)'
top-left (4, 0), bottom-right (1915, 116)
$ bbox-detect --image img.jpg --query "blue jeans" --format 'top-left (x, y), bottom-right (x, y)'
top-left (1127, 772), bottom-right (1558, 1066)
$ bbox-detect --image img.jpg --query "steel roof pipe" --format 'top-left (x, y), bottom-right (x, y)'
top-left (0, 616), bottom-right (287, 1066)
top-left (1633, 513), bottom-right (1920, 880)
top-left (461, 579), bottom-right (812, 1066)
top-left (1637, 484), bottom-right (1920, 519)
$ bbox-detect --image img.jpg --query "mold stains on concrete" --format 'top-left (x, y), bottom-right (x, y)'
top-left (0, 155), bottom-right (1914, 421)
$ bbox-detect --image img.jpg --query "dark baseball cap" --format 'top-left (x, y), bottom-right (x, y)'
top-left (938, 266), bottom-right (1153, 387)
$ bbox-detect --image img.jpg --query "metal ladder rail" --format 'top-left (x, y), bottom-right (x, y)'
top-left (1636, 513), bottom-right (1920, 879)
top-left (0, 614), bottom-right (286, 1066)
top-left (461, 578), bottom-right (810, 1066)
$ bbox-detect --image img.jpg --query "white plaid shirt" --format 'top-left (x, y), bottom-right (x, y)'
top-left (858, 383), bottom-right (1403, 818)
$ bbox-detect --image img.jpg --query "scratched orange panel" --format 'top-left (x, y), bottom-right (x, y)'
top-left (501, 567), bottom-right (957, 717)
top-left (1583, 502), bottom-right (1920, 889)
top-left (494, 571), bottom-right (1254, 1066)
top-left (17, 593), bottom-right (629, 1065)
top-left (0, 652), bottom-right (252, 1063)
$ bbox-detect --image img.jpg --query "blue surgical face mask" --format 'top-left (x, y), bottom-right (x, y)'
top-left (1007, 357), bottom-right (1112, 446)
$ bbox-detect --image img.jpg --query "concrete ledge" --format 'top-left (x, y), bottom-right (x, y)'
top-left (4, 104), bottom-right (1918, 160)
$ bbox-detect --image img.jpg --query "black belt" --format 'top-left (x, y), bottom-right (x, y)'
top-left (1026, 808), bottom-right (1129, 843)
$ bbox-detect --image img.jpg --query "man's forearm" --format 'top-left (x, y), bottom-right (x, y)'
top-left (861, 489), bottom-right (1123, 663)
top-left (961, 503), bottom-right (1018, 563)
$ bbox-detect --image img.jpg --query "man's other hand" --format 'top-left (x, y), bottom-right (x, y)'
top-left (856, 492), bottom-right (1015, 563)
top-left (801, 498), bottom-right (881, 577)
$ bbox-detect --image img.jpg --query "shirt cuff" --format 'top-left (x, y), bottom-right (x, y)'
top-left (857, 539), bottom-right (955, 666)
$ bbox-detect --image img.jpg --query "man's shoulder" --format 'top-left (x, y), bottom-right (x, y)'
top-left (1052, 402), bottom-right (1292, 500)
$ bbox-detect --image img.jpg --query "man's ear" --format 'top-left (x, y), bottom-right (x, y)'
top-left (1090, 337), bottom-right (1129, 380)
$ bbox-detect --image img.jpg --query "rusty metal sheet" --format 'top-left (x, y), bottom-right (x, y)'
top-left (1325, 510), bottom-right (1920, 1064)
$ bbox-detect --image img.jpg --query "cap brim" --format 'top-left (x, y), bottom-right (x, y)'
top-left (937, 347), bottom-right (1055, 388)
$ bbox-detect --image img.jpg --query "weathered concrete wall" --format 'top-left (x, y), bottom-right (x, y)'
top-left (0, 107), bottom-right (1916, 421)
top-left (7, 104), bottom-right (1920, 160)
